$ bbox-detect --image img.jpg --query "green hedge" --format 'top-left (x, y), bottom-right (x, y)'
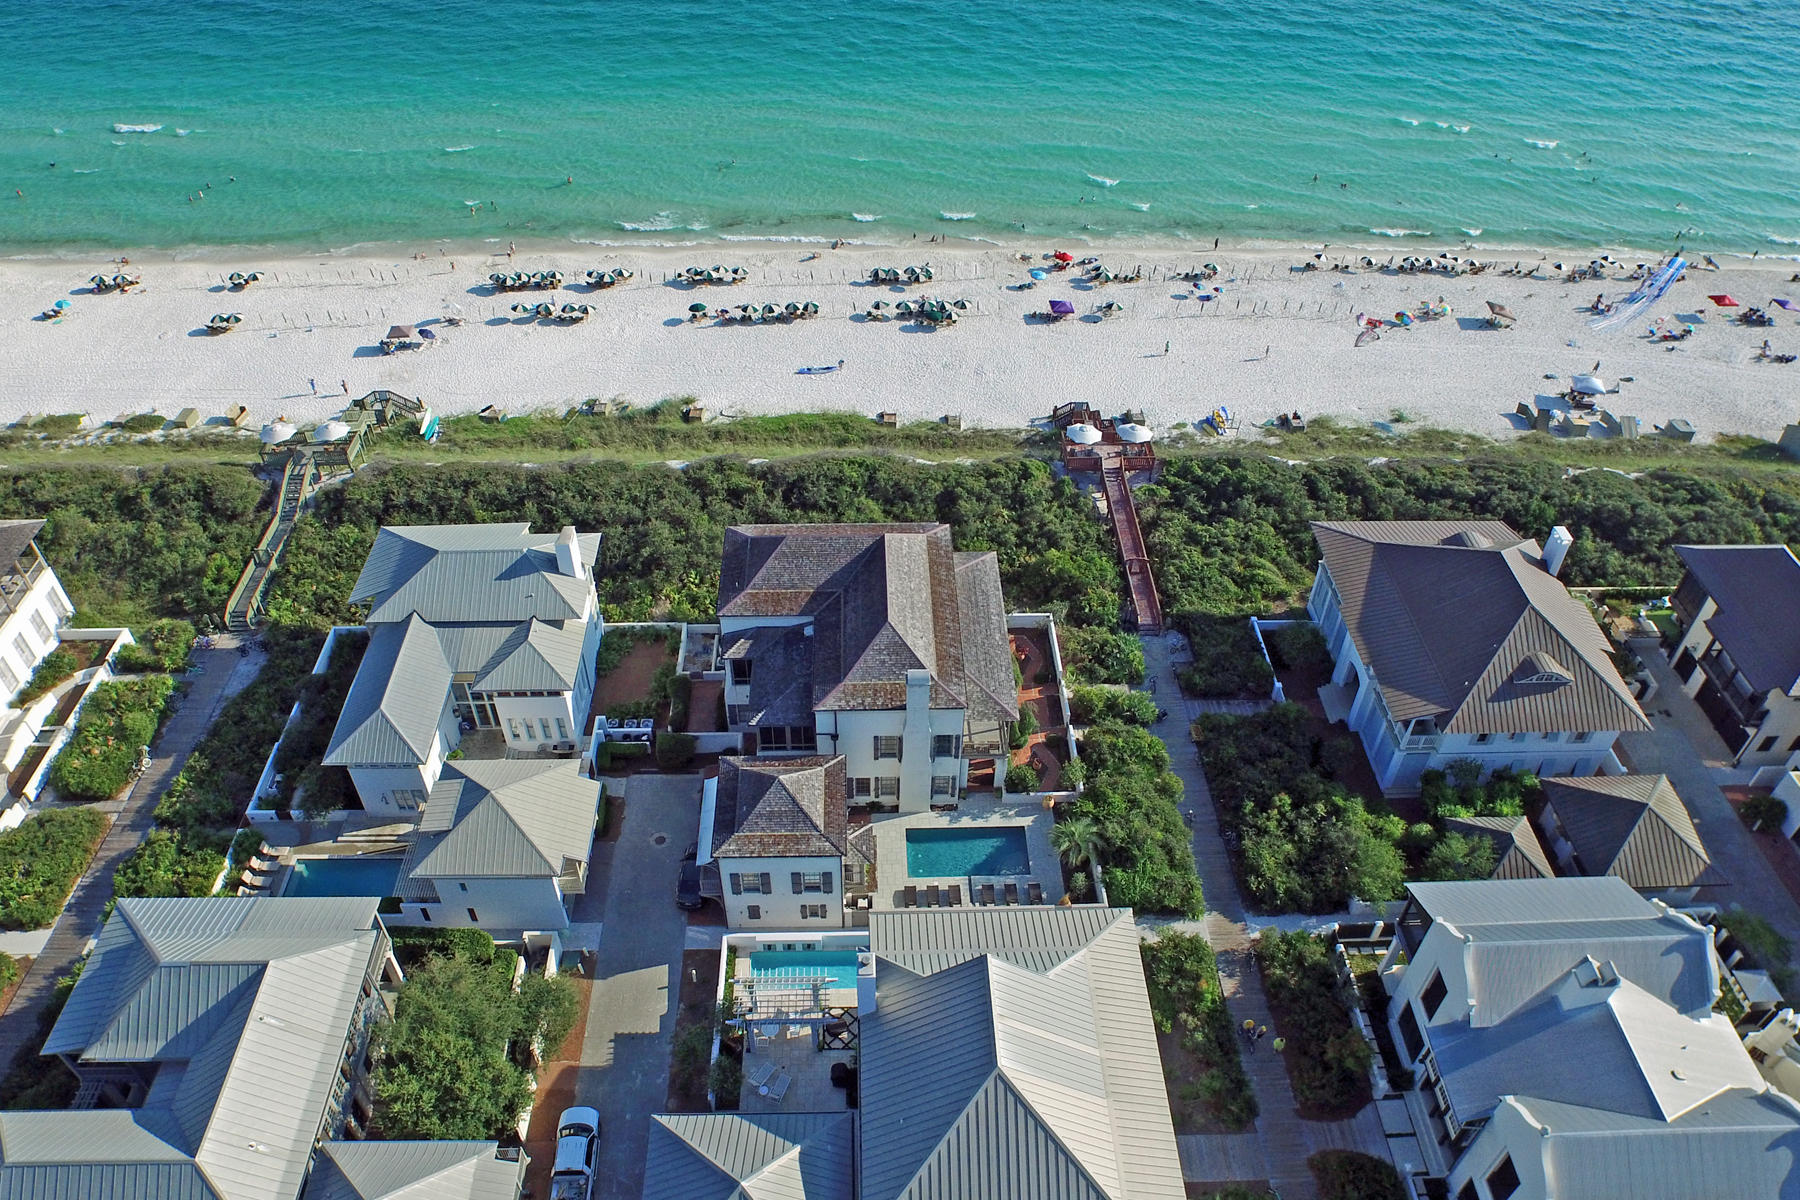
top-left (1308, 1150), bottom-right (1405, 1200)
top-left (48, 675), bottom-right (174, 802)
top-left (12, 649), bottom-right (78, 708)
top-left (1059, 626), bottom-right (1145, 686)
top-left (1004, 764), bottom-right (1040, 793)
top-left (1173, 613), bottom-right (1273, 698)
top-left (1256, 931), bottom-right (1372, 1118)
top-left (1068, 722), bottom-right (1202, 916)
top-left (1068, 685), bottom-right (1158, 726)
top-left (0, 808), bottom-right (109, 930)
top-left (269, 631), bottom-right (367, 818)
top-left (112, 829), bottom-right (227, 900)
top-left (1142, 931), bottom-right (1256, 1130)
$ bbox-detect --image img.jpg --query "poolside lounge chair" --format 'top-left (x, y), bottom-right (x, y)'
top-left (925, 883), bottom-right (941, 908)
top-left (1004, 882), bottom-right (1020, 905)
top-left (1027, 882), bottom-right (1045, 904)
top-left (903, 884), bottom-right (918, 908)
top-left (765, 1071), bottom-right (792, 1101)
top-left (979, 883), bottom-right (996, 905)
top-left (744, 1056), bottom-right (777, 1088)
top-left (947, 884), bottom-right (963, 907)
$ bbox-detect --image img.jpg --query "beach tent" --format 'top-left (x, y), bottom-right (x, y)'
top-left (1570, 374), bottom-right (1611, 396)
top-left (1065, 423), bottom-right (1102, 445)
top-left (1029, 269), bottom-right (1048, 281)
top-left (1115, 423), bottom-right (1153, 442)
top-left (1048, 299), bottom-right (1075, 316)
top-left (385, 324), bottom-right (418, 340)
top-left (1707, 294), bottom-right (1739, 307)
top-left (1486, 301), bottom-right (1516, 323)
top-left (1774, 298), bottom-right (1797, 311)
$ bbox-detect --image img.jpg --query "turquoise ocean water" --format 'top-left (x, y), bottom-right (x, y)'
top-left (3, 0), bottom-right (1798, 254)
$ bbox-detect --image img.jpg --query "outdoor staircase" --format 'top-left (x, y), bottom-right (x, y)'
top-left (1101, 464), bottom-right (1164, 634)
top-left (224, 452), bottom-right (316, 632)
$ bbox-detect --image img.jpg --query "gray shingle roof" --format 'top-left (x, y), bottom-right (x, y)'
top-left (302, 1141), bottom-right (524, 1200)
top-left (1541, 774), bottom-right (1722, 889)
top-left (712, 756), bottom-right (847, 860)
top-left (860, 907), bottom-right (1184, 1200)
top-left (721, 628), bottom-right (816, 726)
top-left (718, 525), bottom-right (1017, 723)
top-left (351, 524), bottom-right (597, 626)
top-left (323, 616), bottom-right (450, 767)
top-left (403, 759), bottom-right (598, 882)
top-left (1442, 814), bottom-right (1555, 880)
top-left (643, 1112), bottom-right (854, 1200)
top-left (0, 520), bottom-right (45, 569)
top-left (1675, 544), bottom-right (1800, 692)
top-left (1312, 520), bottom-right (1649, 735)
top-left (472, 618), bottom-right (585, 692)
top-left (2, 897), bottom-right (382, 1200)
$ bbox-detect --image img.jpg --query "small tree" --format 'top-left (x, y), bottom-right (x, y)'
top-left (655, 732), bottom-right (697, 771)
top-left (1004, 764), bottom-right (1040, 794)
top-left (1741, 793), bottom-right (1789, 833)
top-left (1052, 815), bottom-right (1109, 904)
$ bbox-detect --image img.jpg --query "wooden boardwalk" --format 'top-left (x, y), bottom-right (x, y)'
top-left (1099, 455), bottom-right (1163, 633)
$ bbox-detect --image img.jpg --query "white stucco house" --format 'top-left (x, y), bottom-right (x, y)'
top-left (388, 758), bottom-right (599, 937)
top-left (1306, 520), bottom-right (1650, 796)
top-left (0, 520), bottom-right (76, 705)
top-left (702, 754), bottom-right (870, 930)
top-left (715, 523), bottom-right (1018, 814)
top-left (1380, 877), bottom-right (1800, 1199)
top-left (323, 523), bottom-right (603, 816)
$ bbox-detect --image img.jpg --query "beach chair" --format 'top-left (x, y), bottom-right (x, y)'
top-left (1619, 414), bottom-right (1641, 440)
top-left (744, 1056), bottom-right (777, 1088)
top-left (947, 884), bottom-right (963, 907)
top-left (980, 883), bottom-right (996, 906)
top-left (903, 884), bottom-right (918, 908)
top-left (1027, 882), bottom-right (1045, 904)
top-left (1514, 401), bottom-right (1534, 423)
top-left (925, 883), bottom-right (941, 908)
top-left (1004, 882), bottom-right (1021, 905)
top-left (1533, 406), bottom-right (1554, 434)
top-left (765, 1071), bottom-right (792, 1101)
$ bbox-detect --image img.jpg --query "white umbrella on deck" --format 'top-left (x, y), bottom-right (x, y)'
top-left (1115, 423), bottom-right (1154, 442)
top-left (1065, 423), bottom-right (1102, 445)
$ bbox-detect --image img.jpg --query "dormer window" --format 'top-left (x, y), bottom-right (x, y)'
top-left (1514, 651), bottom-right (1572, 687)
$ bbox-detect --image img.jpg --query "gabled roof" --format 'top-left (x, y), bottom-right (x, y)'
top-left (0, 519), bottom-right (45, 567)
top-left (712, 756), bottom-right (847, 860)
top-left (303, 1140), bottom-right (524, 1200)
top-left (1675, 544), bottom-right (1800, 691)
top-left (1442, 814), bottom-right (1555, 881)
top-left (860, 907), bottom-right (1184, 1200)
top-left (1311, 520), bottom-right (1649, 735)
top-left (472, 618), bottom-right (585, 692)
top-left (405, 759), bottom-right (599, 881)
top-left (717, 525), bottom-right (1016, 723)
top-left (643, 1112), bottom-right (854, 1200)
top-left (1541, 774), bottom-right (1721, 889)
top-left (350, 524), bottom-right (597, 626)
top-left (3, 897), bottom-right (382, 1200)
top-left (323, 616), bottom-right (450, 767)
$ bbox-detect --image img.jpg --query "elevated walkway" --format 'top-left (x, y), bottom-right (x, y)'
top-left (224, 452), bottom-right (319, 631)
top-left (1101, 459), bottom-right (1163, 634)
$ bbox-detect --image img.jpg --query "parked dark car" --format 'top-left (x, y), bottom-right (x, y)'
top-left (676, 851), bottom-right (704, 911)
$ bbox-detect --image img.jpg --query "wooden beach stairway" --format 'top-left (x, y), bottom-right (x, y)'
top-left (1101, 461), bottom-right (1163, 634)
top-left (224, 452), bottom-right (317, 632)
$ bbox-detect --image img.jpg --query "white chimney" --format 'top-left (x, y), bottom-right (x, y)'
top-left (1543, 525), bottom-right (1574, 577)
top-left (554, 525), bottom-right (585, 580)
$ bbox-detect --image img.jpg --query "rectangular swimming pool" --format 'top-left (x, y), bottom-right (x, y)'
top-left (905, 826), bottom-right (1030, 878)
top-left (749, 950), bottom-right (861, 990)
top-left (284, 856), bottom-right (402, 898)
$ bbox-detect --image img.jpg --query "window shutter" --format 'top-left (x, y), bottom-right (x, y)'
top-left (730, 873), bottom-right (742, 895)
top-left (821, 871), bottom-right (834, 893)
top-left (791, 872), bottom-right (804, 894)
top-left (760, 872), bottom-right (771, 894)
top-left (872, 735), bottom-right (881, 757)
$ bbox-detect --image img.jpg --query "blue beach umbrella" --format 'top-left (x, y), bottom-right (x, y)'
top-left (1029, 269), bottom-right (1048, 280)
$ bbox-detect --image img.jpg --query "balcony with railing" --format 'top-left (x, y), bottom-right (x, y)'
top-left (1697, 649), bottom-right (1767, 726)
top-left (0, 551), bottom-right (48, 620)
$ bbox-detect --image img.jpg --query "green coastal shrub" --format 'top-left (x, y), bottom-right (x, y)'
top-left (0, 808), bottom-right (109, 930)
top-left (1069, 722), bottom-right (1202, 916)
top-left (48, 675), bottom-right (174, 802)
top-left (1004, 764), bottom-right (1040, 794)
top-left (1173, 613), bottom-right (1273, 698)
top-left (112, 829), bottom-right (227, 900)
top-left (1059, 626), bottom-right (1145, 686)
top-left (655, 732), bottom-right (696, 770)
top-left (1308, 1150), bottom-right (1405, 1200)
top-left (1265, 622), bottom-right (1332, 671)
top-left (1142, 932), bottom-right (1256, 1130)
top-left (1068, 685), bottom-right (1158, 726)
top-left (1256, 931), bottom-right (1372, 1118)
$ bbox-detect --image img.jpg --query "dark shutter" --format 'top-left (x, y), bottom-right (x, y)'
top-left (792, 872), bottom-right (804, 894)
top-left (760, 872), bottom-right (771, 894)
top-left (821, 871), bottom-right (834, 893)
top-left (730, 873), bottom-right (742, 895)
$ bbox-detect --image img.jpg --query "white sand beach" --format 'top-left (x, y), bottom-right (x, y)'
top-left (6, 240), bottom-right (1799, 440)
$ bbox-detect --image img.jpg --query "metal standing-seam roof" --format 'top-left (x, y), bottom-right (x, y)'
top-left (711, 756), bottom-right (847, 860)
top-left (350, 524), bottom-right (598, 625)
top-left (859, 907), bottom-right (1184, 1200)
top-left (1674, 544), bottom-right (1800, 692)
top-left (323, 616), bottom-right (451, 767)
top-left (302, 1140), bottom-right (525, 1200)
top-left (1540, 774), bottom-right (1722, 889)
top-left (1311, 520), bottom-right (1649, 735)
top-left (1442, 814), bottom-right (1555, 880)
top-left (471, 618), bottom-right (586, 692)
top-left (643, 1112), bottom-right (854, 1200)
top-left (404, 759), bottom-right (599, 882)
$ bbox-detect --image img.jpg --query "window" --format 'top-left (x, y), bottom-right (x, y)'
top-left (28, 611), bottom-right (50, 641)
top-left (467, 908), bottom-right (479, 923)
top-left (793, 872), bottom-right (833, 894)
top-left (727, 704), bottom-right (748, 726)
top-left (540, 718), bottom-right (553, 741)
top-left (731, 872), bottom-right (771, 895)
top-left (1542, 731), bottom-right (1560, 743)
top-left (1473, 733), bottom-right (1493, 745)
top-left (731, 659), bottom-right (753, 684)
top-left (393, 789), bottom-right (426, 810)
top-left (421, 908), bottom-right (432, 922)
top-left (801, 904), bottom-right (829, 919)
top-left (1397, 1003), bottom-right (1424, 1060)
top-left (1486, 1155), bottom-right (1520, 1200)
top-left (1421, 970), bottom-right (1449, 1020)
top-left (458, 882), bottom-right (468, 892)
top-left (873, 735), bottom-right (901, 760)
top-left (1759, 735), bottom-right (1779, 753)
top-left (508, 718), bottom-right (525, 740)
top-left (931, 775), bottom-right (957, 798)
top-left (555, 717), bottom-right (569, 740)
top-left (762, 726), bottom-right (790, 751)
top-left (11, 636), bottom-right (29, 666)
top-left (1790, 735), bottom-right (1800, 754)
top-left (874, 777), bottom-right (900, 800)
top-left (746, 905), bottom-right (762, 920)
top-left (0, 660), bottom-right (16, 692)
top-left (1456, 1183), bottom-right (1479, 1200)
top-left (932, 734), bottom-right (960, 759)
top-left (851, 778), bottom-right (872, 798)
top-left (1572, 731), bottom-right (1593, 743)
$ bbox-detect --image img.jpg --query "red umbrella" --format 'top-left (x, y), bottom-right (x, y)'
top-left (1052, 251), bottom-right (1074, 263)
top-left (1708, 293), bottom-right (1740, 307)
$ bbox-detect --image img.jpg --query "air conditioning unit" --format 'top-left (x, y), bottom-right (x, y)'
top-left (552, 741), bottom-right (577, 753)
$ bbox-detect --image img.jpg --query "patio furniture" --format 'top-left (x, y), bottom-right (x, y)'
top-left (744, 1056), bottom-right (778, 1088)
top-left (1004, 882), bottom-right (1021, 905)
top-left (903, 884), bottom-right (918, 908)
top-left (947, 884), bottom-right (963, 907)
top-left (980, 883), bottom-right (997, 905)
top-left (1027, 882), bottom-right (1045, 904)
top-left (765, 1070), bottom-right (792, 1101)
top-left (925, 883), bottom-right (941, 908)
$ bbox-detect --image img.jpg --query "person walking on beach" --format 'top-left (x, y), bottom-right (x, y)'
top-left (341, 380), bottom-right (348, 394)
top-left (1164, 340), bottom-right (1171, 356)
top-left (309, 378), bottom-right (317, 395)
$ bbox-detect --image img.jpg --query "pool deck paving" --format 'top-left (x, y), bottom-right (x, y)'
top-left (867, 799), bottom-right (1063, 908)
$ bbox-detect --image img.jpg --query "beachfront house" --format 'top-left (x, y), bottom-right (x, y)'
top-left (703, 755), bottom-right (870, 929)
top-left (1381, 877), bottom-right (1800, 1199)
top-left (715, 523), bottom-right (1018, 814)
top-left (388, 758), bottom-right (600, 936)
top-left (1307, 520), bottom-right (1650, 796)
top-left (0, 519), bottom-right (75, 706)
top-left (643, 905), bottom-right (1185, 1200)
top-left (1536, 773), bottom-right (1720, 901)
top-left (324, 523), bottom-right (602, 816)
top-left (1664, 543), bottom-right (1800, 768)
top-left (0, 894), bottom-right (527, 1200)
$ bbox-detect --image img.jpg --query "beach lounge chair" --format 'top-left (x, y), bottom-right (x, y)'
top-left (1004, 882), bottom-right (1020, 905)
top-left (1533, 406), bottom-right (1554, 434)
top-left (903, 884), bottom-right (918, 908)
top-left (1027, 882), bottom-right (1045, 904)
top-left (1619, 414), bottom-right (1640, 439)
top-left (947, 884), bottom-right (963, 907)
top-left (925, 883), bottom-right (941, 908)
top-left (1659, 419), bottom-right (1696, 442)
top-left (980, 883), bottom-right (996, 906)
top-left (744, 1056), bottom-right (777, 1088)
top-left (765, 1071), bottom-right (791, 1101)
top-left (1515, 401), bottom-right (1534, 423)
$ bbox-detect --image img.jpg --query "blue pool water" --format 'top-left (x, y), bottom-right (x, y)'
top-left (906, 827), bottom-right (1030, 878)
top-left (750, 950), bottom-right (861, 991)
top-left (284, 856), bottom-right (401, 898)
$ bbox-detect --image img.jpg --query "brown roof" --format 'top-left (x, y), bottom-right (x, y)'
top-left (718, 524), bottom-right (1017, 722)
top-left (712, 755), bottom-right (848, 860)
top-left (1444, 814), bottom-right (1556, 880)
top-left (1674, 545), bottom-right (1800, 691)
top-left (0, 519), bottom-right (45, 568)
top-left (1541, 774), bottom-right (1723, 890)
top-left (1312, 521), bottom-right (1649, 736)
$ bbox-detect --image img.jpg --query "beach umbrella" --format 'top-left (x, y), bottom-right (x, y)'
top-left (1570, 373), bottom-right (1610, 395)
top-left (1115, 422), bottom-right (1153, 443)
top-left (689, 302), bottom-right (708, 313)
top-left (1049, 299), bottom-right (1075, 315)
top-left (1708, 294), bottom-right (1740, 307)
top-left (259, 421), bottom-right (295, 445)
top-left (1486, 301), bottom-right (1516, 321)
top-left (312, 420), bottom-right (350, 443)
top-left (1065, 423), bottom-right (1102, 445)
top-left (53, 300), bottom-right (70, 310)
top-left (1053, 251), bottom-right (1074, 263)
top-left (1029, 269), bottom-right (1048, 281)
top-left (1773, 298), bottom-right (1797, 311)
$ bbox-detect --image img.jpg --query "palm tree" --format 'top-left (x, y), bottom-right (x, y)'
top-left (1051, 815), bottom-right (1108, 905)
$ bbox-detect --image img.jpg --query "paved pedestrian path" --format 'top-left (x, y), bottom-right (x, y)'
top-left (1144, 633), bottom-right (1391, 1199)
top-left (0, 639), bottom-right (265, 1073)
